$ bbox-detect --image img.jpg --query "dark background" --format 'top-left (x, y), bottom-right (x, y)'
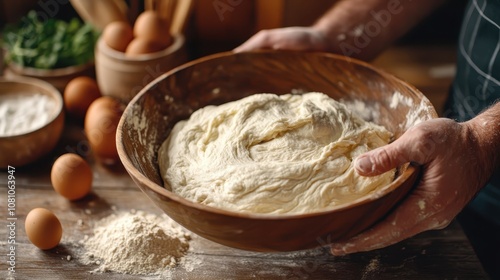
top-left (0, 0), bottom-right (469, 57)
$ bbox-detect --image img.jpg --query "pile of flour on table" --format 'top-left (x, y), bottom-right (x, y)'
top-left (80, 210), bottom-right (191, 275)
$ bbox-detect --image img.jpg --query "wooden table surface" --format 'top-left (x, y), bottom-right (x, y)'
top-left (0, 45), bottom-right (490, 280)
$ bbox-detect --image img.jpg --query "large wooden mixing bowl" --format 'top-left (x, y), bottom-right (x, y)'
top-left (116, 51), bottom-right (437, 252)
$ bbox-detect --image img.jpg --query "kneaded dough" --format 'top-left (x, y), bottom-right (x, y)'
top-left (158, 92), bottom-right (394, 214)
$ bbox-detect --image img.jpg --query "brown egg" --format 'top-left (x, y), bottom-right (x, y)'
top-left (51, 153), bottom-right (92, 200)
top-left (133, 11), bottom-right (172, 47)
top-left (25, 208), bottom-right (63, 250)
top-left (84, 96), bottom-right (124, 161)
top-left (64, 76), bottom-right (101, 120)
top-left (103, 21), bottom-right (134, 52)
top-left (125, 37), bottom-right (165, 57)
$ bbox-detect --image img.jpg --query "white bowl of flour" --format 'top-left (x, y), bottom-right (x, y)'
top-left (0, 77), bottom-right (64, 168)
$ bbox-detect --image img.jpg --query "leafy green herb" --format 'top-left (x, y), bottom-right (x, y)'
top-left (2, 11), bottom-right (100, 69)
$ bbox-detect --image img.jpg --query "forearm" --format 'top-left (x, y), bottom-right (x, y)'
top-left (466, 102), bottom-right (500, 180)
top-left (313, 0), bottom-right (447, 60)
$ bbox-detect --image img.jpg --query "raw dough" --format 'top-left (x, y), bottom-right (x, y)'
top-left (158, 92), bottom-right (394, 214)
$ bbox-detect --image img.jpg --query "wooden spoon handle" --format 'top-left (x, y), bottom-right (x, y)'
top-left (170, 0), bottom-right (193, 35)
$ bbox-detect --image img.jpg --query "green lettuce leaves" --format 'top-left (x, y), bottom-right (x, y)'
top-left (2, 11), bottom-right (100, 69)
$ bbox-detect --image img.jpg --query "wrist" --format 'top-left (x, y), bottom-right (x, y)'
top-left (311, 0), bottom-right (448, 61)
top-left (464, 103), bottom-right (500, 184)
top-left (311, 3), bottom-right (394, 61)
top-left (310, 24), bottom-right (338, 54)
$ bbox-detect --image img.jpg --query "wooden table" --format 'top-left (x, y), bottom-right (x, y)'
top-left (0, 45), bottom-right (489, 279)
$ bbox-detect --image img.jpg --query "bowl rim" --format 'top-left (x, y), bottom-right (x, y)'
top-left (6, 61), bottom-right (94, 78)
top-left (117, 50), bottom-right (434, 220)
top-left (96, 34), bottom-right (185, 62)
top-left (0, 76), bottom-right (64, 139)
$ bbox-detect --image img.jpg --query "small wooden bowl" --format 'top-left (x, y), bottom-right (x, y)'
top-left (0, 77), bottom-right (64, 168)
top-left (3, 62), bottom-right (95, 93)
top-left (117, 51), bottom-right (438, 252)
top-left (95, 34), bottom-right (188, 103)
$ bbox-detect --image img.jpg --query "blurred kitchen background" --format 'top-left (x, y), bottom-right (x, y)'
top-left (0, 0), bottom-right (469, 114)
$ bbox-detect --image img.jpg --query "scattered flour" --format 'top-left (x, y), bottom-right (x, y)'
top-left (351, 24), bottom-right (365, 37)
top-left (0, 93), bottom-right (55, 136)
top-left (404, 99), bottom-right (435, 130)
top-left (417, 200), bottom-right (426, 210)
top-left (389, 91), bottom-right (414, 109)
top-left (362, 257), bottom-right (381, 280)
top-left (387, 91), bottom-right (435, 130)
top-left (80, 210), bottom-right (191, 275)
top-left (341, 98), bottom-right (381, 122)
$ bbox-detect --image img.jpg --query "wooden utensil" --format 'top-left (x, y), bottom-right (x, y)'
top-left (143, 0), bottom-right (192, 35)
top-left (70, 0), bottom-right (129, 30)
top-left (158, 0), bottom-right (177, 22)
top-left (170, 0), bottom-right (193, 35)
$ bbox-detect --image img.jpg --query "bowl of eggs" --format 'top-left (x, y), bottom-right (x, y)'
top-left (0, 76), bottom-right (64, 168)
top-left (116, 51), bottom-right (438, 252)
top-left (95, 11), bottom-right (187, 103)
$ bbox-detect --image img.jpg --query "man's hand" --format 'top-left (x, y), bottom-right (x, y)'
top-left (234, 27), bottom-right (332, 53)
top-left (235, 0), bottom-right (447, 60)
top-left (331, 118), bottom-right (494, 255)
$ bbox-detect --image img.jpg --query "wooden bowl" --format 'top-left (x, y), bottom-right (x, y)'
top-left (0, 77), bottom-right (64, 168)
top-left (3, 62), bottom-right (95, 93)
top-left (95, 34), bottom-right (188, 103)
top-left (117, 51), bottom-right (438, 252)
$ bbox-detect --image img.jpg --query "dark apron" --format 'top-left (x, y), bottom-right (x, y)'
top-left (444, 0), bottom-right (500, 226)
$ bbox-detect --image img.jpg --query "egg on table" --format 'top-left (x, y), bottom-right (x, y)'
top-left (84, 96), bottom-right (124, 161)
top-left (63, 76), bottom-right (101, 120)
top-left (25, 208), bottom-right (63, 250)
top-left (51, 153), bottom-right (93, 200)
